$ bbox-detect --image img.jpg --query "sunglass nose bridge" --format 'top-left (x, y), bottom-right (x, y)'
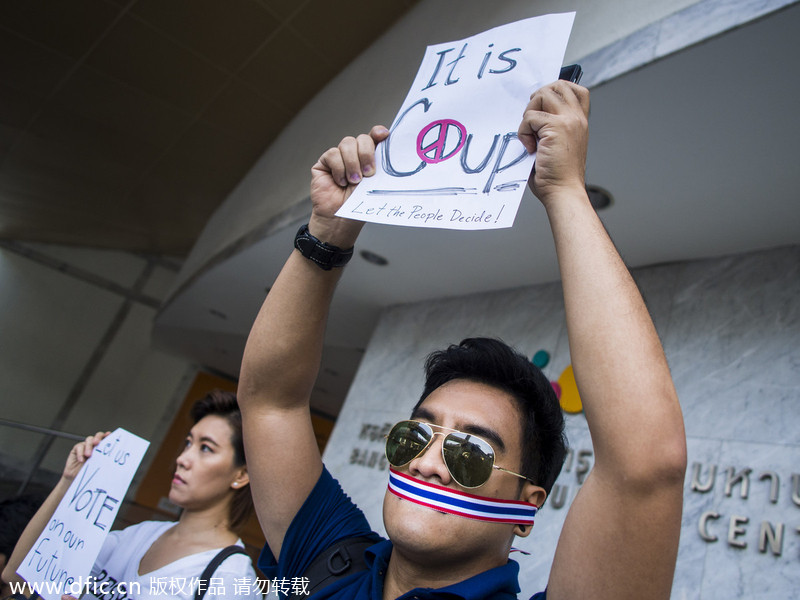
top-left (406, 429), bottom-right (453, 481)
top-left (413, 429), bottom-right (446, 459)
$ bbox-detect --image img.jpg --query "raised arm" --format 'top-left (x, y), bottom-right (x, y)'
top-left (2, 432), bottom-right (108, 588)
top-left (238, 126), bottom-right (389, 558)
top-left (519, 82), bottom-right (687, 599)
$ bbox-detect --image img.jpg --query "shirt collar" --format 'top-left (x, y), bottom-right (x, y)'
top-left (366, 540), bottom-right (520, 600)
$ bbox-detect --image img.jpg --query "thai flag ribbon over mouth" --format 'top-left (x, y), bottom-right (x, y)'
top-left (388, 467), bottom-right (538, 525)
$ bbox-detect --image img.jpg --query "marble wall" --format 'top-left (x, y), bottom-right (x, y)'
top-left (322, 244), bottom-right (800, 600)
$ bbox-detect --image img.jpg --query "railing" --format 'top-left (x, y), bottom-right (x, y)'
top-left (0, 418), bottom-right (84, 496)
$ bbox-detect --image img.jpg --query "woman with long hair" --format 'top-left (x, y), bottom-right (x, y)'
top-left (3, 390), bottom-right (262, 600)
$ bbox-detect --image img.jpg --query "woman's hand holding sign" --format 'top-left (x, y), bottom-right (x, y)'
top-left (62, 431), bottom-right (110, 482)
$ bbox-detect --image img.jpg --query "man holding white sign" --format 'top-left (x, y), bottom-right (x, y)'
top-left (240, 59), bottom-right (686, 600)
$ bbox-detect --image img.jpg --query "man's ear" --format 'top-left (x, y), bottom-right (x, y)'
top-left (231, 466), bottom-right (250, 490)
top-left (513, 482), bottom-right (546, 538)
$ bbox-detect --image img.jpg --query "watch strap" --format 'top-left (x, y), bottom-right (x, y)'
top-left (294, 224), bottom-right (354, 270)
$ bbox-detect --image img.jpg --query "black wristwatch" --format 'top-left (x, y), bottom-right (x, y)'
top-left (293, 224), bottom-right (354, 270)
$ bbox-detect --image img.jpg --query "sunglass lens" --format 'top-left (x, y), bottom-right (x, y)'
top-left (385, 421), bottom-right (431, 467)
top-left (442, 434), bottom-right (494, 488)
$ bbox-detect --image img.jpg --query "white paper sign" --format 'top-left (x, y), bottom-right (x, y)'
top-left (17, 428), bottom-right (149, 600)
top-left (337, 12), bottom-right (575, 230)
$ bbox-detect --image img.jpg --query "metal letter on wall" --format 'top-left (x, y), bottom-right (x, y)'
top-left (549, 484), bottom-right (568, 509)
top-left (562, 448), bottom-right (574, 473)
top-left (575, 449), bottom-right (593, 484)
top-left (758, 521), bottom-right (784, 556)
top-left (728, 515), bottom-right (749, 549)
top-left (759, 471), bottom-right (780, 504)
top-left (792, 474), bottom-right (800, 508)
top-left (724, 467), bottom-right (752, 499)
top-left (698, 511), bottom-right (720, 542)
top-left (691, 462), bottom-right (716, 493)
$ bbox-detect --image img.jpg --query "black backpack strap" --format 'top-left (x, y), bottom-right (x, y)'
top-left (288, 535), bottom-right (377, 600)
top-left (194, 545), bottom-right (248, 600)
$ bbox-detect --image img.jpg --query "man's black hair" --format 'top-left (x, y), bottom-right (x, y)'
top-left (413, 337), bottom-right (567, 497)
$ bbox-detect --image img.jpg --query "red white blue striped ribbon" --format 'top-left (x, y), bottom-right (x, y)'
top-left (388, 467), bottom-right (538, 525)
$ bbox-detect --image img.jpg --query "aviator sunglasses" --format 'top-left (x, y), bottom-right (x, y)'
top-left (384, 420), bottom-right (532, 489)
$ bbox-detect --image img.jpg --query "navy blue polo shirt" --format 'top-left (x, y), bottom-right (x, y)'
top-left (258, 467), bottom-right (546, 600)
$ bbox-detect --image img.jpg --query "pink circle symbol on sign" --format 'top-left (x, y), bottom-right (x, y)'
top-left (416, 119), bottom-right (467, 164)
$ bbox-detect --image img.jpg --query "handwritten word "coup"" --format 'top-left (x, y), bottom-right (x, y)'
top-left (383, 99), bottom-right (528, 194)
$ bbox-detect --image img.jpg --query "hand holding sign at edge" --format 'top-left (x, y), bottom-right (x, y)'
top-left (5, 429), bottom-right (150, 600)
top-left (63, 432), bottom-right (112, 481)
top-left (518, 80), bottom-right (590, 209)
top-left (308, 125), bottom-right (390, 249)
top-left (1, 432), bottom-right (110, 590)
